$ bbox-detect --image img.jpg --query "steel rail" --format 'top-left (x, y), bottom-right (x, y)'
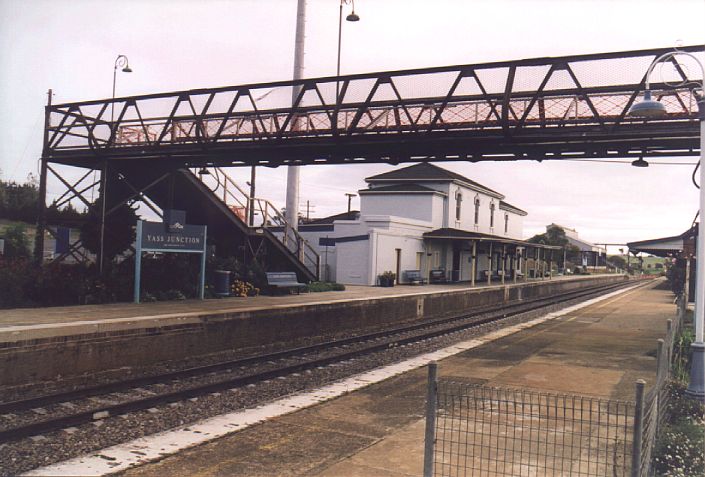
top-left (0, 278), bottom-right (645, 443)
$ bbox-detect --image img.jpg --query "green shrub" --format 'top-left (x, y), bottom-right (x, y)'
top-left (0, 258), bottom-right (37, 307)
top-left (304, 281), bottom-right (346, 293)
top-left (673, 328), bottom-right (695, 382)
top-left (2, 223), bottom-right (31, 259)
top-left (155, 289), bottom-right (186, 301)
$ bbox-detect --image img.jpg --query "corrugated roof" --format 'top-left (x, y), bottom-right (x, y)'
top-left (365, 163), bottom-right (502, 197)
top-left (422, 228), bottom-right (561, 249)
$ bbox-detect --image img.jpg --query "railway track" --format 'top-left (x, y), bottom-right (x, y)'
top-left (0, 278), bottom-right (641, 445)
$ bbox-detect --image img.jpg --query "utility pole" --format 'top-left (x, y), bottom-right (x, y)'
top-left (285, 0), bottom-right (306, 238)
top-left (34, 88), bottom-right (52, 265)
top-left (248, 166), bottom-right (256, 226)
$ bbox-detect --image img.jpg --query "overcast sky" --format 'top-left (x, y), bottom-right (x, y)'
top-left (1, 0), bottom-right (703, 252)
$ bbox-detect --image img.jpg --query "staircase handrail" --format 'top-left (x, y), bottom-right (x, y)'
top-left (202, 168), bottom-right (319, 278)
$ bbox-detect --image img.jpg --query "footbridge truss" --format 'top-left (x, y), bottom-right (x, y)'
top-left (36, 45), bottom-right (703, 280)
top-left (44, 45), bottom-right (703, 168)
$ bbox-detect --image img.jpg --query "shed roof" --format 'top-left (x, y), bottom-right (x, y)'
top-left (627, 224), bottom-right (698, 257)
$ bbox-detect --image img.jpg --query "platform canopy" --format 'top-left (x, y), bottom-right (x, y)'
top-left (422, 228), bottom-right (562, 250)
top-left (627, 224), bottom-right (698, 258)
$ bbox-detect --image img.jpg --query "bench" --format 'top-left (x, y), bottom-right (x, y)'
top-left (429, 269), bottom-right (446, 284)
top-left (404, 270), bottom-right (427, 285)
top-left (266, 272), bottom-right (306, 295)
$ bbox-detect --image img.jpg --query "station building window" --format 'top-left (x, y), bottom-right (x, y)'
top-left (455, 190), bottom-right (463, 221)
top-left (504, 213), bottom-right (509, 234)
top-left (490, 202), bottom-right (496, 228)
top-left (474, 196), bottom-right (480, 225)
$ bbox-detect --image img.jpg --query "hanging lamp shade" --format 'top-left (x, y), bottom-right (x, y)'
top-left (628, 90), bottom-right (667, 118)
top-left (631, 157), bottom-right (649, 168)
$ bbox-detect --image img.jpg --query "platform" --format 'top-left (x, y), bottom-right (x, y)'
top-left (0, 274), bottom-right (614, 339)
top-left (107, 279), bottom-right (671, 477)
top-left (0, 274), bottom-right (625, 387)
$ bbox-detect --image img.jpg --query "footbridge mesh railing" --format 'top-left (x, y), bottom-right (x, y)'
top-left (44, 46), bottom-right (703, 166)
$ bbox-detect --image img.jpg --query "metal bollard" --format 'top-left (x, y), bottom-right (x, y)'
top-left (423, 362), bottom-right (438, 477)
top-left (632, 379), bottom-right (646, 477)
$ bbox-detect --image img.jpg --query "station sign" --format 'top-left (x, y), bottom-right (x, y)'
top-left (140, 221), bottom-right (206, 252)
top-left (134, 210), bottom-right (207, 303)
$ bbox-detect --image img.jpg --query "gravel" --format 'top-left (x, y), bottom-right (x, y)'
top-left (0, 289), bottom-right (617, 477)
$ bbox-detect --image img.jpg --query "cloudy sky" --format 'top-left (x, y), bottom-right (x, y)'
top-left (1, 0), bottom-right (703, 252)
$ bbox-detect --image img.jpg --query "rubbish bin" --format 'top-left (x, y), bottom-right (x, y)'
top-left (214, 270), bottom-right (231, 297)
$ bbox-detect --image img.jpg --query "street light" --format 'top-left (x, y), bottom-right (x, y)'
top-left (100, 54), bottom-right (133, 275)
top-left (336, 0), bottom-right (360, 101)
top-left (111, 55), bottom-right (132, 123)
top-left (628, 49), bottom-right (704, 400)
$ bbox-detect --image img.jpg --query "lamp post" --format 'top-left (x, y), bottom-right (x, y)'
top-left (628, 49), bottom-right (704, 400)
top-left (100, 54), bottom-right (132, 274)
top-left (336, 0), bottom-right (360, 101)
top-left (111, 55), bottom-right (132, 122)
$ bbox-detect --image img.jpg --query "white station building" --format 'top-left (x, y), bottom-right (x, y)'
top-left (295, 163), bottom-right (559, 286)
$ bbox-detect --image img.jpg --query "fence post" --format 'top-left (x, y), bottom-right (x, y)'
top-left (656, 339), bottom-right (665, 383)
top-left (666, 319), bottom-right (673, 367)
top-left (632, 379), bottom-right (646, 477)
top-left (423, 362), bottom-right (438, 477)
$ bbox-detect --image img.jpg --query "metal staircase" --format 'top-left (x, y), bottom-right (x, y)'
top-left (192, 167), bottom-right (320, 281)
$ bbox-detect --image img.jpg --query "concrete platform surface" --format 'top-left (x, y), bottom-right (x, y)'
top-left (0, 274), bottom-right (609, 342)
top-left (115, 279), bottom-right (671, 477)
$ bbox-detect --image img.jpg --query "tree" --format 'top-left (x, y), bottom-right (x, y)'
top-left (2, 223), bottom-right (31, 259)
top-left (527, 224), bottom-right (569, 247)
top-left (79, 197), bottom-right (137, 262)
top-left (0, 178), bottom-right (39, 223)
top-left (608, 255), bottom-right (627, 269)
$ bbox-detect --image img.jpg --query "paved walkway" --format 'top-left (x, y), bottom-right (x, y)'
top-left (118, 279), bottom-right (672, 477)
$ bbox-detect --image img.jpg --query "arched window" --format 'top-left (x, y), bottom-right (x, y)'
top-left (474, 196), bottom-right (480, 225)
top-left (455, 190), bottom-right (463, 221)
top-left (504, 213), bottom-right (509, 233)
top-left (490, 202), bottom-right (496, 228)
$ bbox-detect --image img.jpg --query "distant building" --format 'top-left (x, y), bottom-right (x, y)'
top-left (547, 223), bottom-right (606, 267)
top-left (291, 163), bottom-right (558, 285)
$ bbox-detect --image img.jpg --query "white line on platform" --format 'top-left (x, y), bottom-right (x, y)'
top-left (23, 283), bottom-right (641, 477)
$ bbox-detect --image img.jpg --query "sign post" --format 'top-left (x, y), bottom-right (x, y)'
top-left (133, 211), bottom-right (207, 303)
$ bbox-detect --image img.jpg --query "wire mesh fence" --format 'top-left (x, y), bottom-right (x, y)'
top-left (633, 300), bottom-right (684, 477)
top-left (423, 289), bottom-right (687, 477)
top-left (431, 381), bottom-right (634, 477)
